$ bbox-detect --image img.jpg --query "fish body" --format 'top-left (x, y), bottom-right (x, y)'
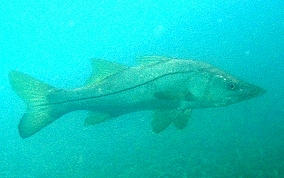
top-left (9, 56), bottom-right (265, 138)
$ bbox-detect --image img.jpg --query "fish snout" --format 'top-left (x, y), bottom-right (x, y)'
top-left (253, 85), bottom-right (266, 97)
top-left (242, 84), bottom-right (266, 99)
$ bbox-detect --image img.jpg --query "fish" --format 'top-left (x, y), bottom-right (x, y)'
top-left (9, 56), bottom-right (265, 138)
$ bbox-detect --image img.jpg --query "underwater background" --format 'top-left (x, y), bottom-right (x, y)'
top-left (1, 0), bottom-right (284, 177)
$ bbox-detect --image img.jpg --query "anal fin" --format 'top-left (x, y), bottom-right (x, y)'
top-left (84, 112), bottom-right (112, 126)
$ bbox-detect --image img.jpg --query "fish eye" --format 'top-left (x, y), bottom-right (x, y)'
top-left (228, 82), bottom-right (236, 90)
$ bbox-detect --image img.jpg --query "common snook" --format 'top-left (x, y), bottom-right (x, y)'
top-left (9, 56), bottom-right (265, 138)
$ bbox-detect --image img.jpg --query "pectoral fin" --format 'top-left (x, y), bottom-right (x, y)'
top-left (154, 91), bottom-right (188, 100)
top-left (84, 112), bottom-right (112, 126)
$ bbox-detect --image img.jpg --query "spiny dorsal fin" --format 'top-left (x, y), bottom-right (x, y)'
top-left (86, 59), bottom-right (128, 86)
top-left (136, 56), bottom-right (173, 66)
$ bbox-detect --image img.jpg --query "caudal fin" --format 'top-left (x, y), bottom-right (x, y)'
top-left (9, 70), bottom-right (61, 138)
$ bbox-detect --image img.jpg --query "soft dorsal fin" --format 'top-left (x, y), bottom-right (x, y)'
top-left (86, 59), bottom-right (128, 86)
top-left (136, 56), bottom-right (173, 66)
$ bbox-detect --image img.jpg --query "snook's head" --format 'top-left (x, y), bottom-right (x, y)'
top-left (186, 65), bottom-right (266, 108)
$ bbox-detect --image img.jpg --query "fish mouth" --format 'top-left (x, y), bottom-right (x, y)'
top-left (237, 85), bottom-right (266, 100)
top-left (228, 84), bottom-right (266, 102)
top-left (248, 85), bottom-right (266, 97)
top-left (256, 87), bottom-right (266, 96)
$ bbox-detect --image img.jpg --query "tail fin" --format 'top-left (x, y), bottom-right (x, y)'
top-left (9, 70), bottom-right (61, 138)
